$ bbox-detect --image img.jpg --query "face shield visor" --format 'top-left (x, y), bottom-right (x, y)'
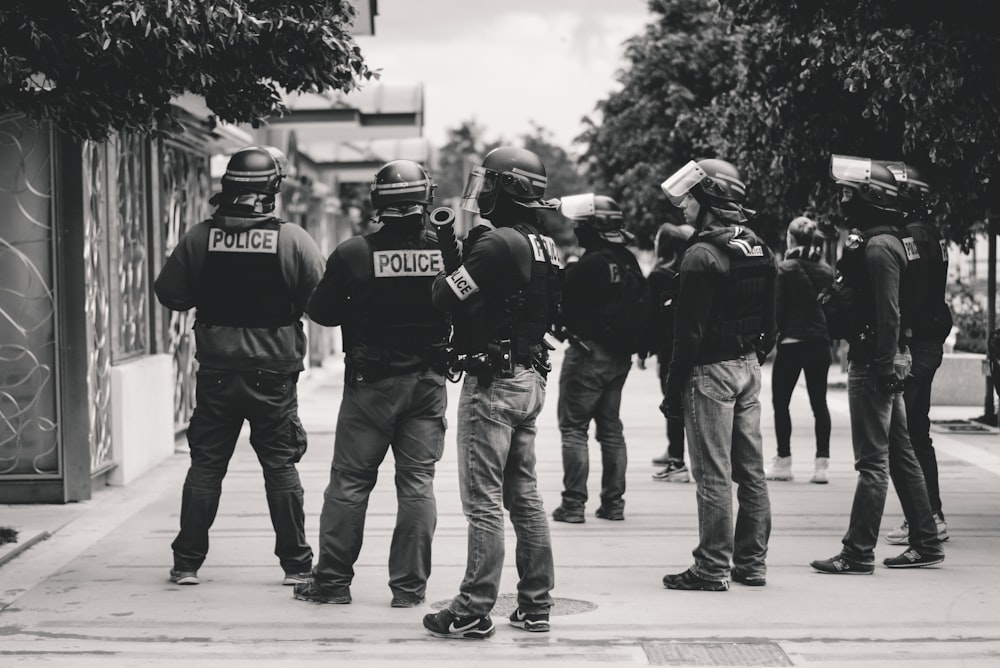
top-left (830, 155), bottom-right (871, 187)
top-left (660, 161), bottom-right (708, 207)
top-left (558, 193), bottom-right (596, 220)
top-left (459, 165), bottom-right (499, 214)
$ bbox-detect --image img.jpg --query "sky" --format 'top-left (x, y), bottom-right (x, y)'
top-left (353, 0), bottom-right (652, 152)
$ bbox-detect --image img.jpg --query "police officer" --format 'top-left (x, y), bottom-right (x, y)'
top-left (878, 162), bottom-right (952, 547)
top-left (550, 194), bottom-right (650, 523)
top-left (811, 155), bottom-right (944, 574)
top-left (649, 222), bottom-right (694, 482)
top-left (294, 160), bottom-right (450, 607)
top-left (423, 146), bottom-right (560, 639)
top-left (658, 158), bottom-right (775, 591)
top-left (154, 145), bottom-right (324, 586)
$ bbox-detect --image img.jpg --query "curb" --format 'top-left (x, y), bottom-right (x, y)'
top-left (0, 531), bottom-right (52, 568)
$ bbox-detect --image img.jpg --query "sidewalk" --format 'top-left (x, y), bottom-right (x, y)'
top-left (2, 350), bottom-right (999, 667)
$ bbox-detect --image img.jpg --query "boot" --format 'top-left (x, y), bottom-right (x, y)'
top-left (810, 457), bottom-right (829, 484)
top-left (765, 455), bottom-right (793, 481)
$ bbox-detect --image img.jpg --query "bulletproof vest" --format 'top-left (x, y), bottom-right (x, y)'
top-left (828, 224), bottom-right (916, 345)
top-left (357, 231), bottom-right (449, 353)
top-left (500, 224), bottom-right (562, 357)
top-left (589, 246), bottom-right (649, 354)
top-left (197, 218), bottom-right (296, 328)
top-left (702, 226), bottom-right (774, 346)
top-left (906, 220), bottom-right (952, 343)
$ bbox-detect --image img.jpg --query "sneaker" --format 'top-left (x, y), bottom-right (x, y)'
top-left (883, 548), bottom-right (944, 569)
top-left (552, 505), bottom-right (585, 524)
top-left (810, 554), bottom-right (874, 575)
top-left (731, 569), bottom-right (766, 587)
top-left (509, 608), bottom-right (550, 632)
top-left (423, 609), bottom-right (495, 639)
top-left (810, 457), bottom-right (829, 484)
top-left (662, 569), bottom-right (729, 591)
top-left (391, 595), bottom-right (426, 608)
top-left (885, 519), bottom-right (910, 545)
top-left (595, 506), bottom-right (624, 521)
top-left (169, 569), bottom-right (199, 585)
top-left (292, 580), bottom-right (352, 604)
top-left (764, 455), bottom-right (793, 481)
top-left (652, 451), bottom-right (672, 465)
top-left (935, 513), bottom-right (950, 542)
top-left (282, 571), bottom-right (313, 586)
top-left (652, 459), bottom-right (690, 483)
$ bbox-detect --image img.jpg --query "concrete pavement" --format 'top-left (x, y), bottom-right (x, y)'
top-left (2, 348), bottom-right (1000, 667)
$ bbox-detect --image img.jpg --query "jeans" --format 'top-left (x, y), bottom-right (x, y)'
top-left (314, 368), bottom-right (447, 599)
top-left (771, 340), bottom-right (832, 458)
top-left (684, 356), bottom-right (771, 581)
top-left (557, 342), bottom-right (632, 513)
top-left (903, 339), bottom-right (944, 517)
top-left (658, 359), bottom-right (686, 461)
top-left (449, 366), bottom-right (554, 618)
top-left (842, 362), bottom-right (942, 563)
top-left (172, 368), bottom-right (312, 573)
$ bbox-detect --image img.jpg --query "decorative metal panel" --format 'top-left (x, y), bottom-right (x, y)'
top-left (159, 140), bottom-right (211, 431)
top-left (0, 117), bottom-right (60, 477)
top-left (82, 141), bottom-right (114, 474)
top-left (110, 133), bottom-right (149, 361)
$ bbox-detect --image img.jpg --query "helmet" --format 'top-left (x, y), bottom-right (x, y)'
top-left (877, 161), bottom-right (930, 212)
top-left (460, 146), bottom-right (557, 216)
top-left (559, 193), bottom-right (631, 243)
top-left (661, 158), bottom-right (754, 221)
top-left (221, 145), bottom-right (288, 196)
top-left (830, 155), bottom-right (900, 212)
top-left (370, 160), bottom-right (434, 218)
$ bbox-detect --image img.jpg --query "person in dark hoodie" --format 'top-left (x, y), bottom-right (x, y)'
top-left (154, 145), bottom-right (325, 587)
top-left (293, 160), bottom-right (451, 608)
top-left (658, 158), bottom-right (776, 591)
top-left (766, 216), bottom-right (835, 484)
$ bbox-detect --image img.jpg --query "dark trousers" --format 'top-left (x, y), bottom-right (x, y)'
top-left (903, 339), bottom-right (944, 517)
top-left (771, 340), bottom-right (832, 459)
top-left (658, 359), bottom-right (686, 461)
top-left (172, 368), bottom-right (312, 573)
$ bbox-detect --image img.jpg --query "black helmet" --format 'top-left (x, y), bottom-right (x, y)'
top-left (661, 158), bottom-right (754, 218)
top-left (559, 193), bottom-right (631, 244)
top-left (878, 161), bottom-right (930, 213)
top-left (221, 145), bottom-right (288, 196)
top-left (830, 155), bottom-right (900, 212)
top-left (370, 160), bottom-right (434, 218)
top-left (460, 146), bottom-right (557, 217)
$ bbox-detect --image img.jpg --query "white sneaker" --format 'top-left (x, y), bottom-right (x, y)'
top-left (935, 513), bottom-right (950, 542)
top-left (885, 520), bottom-right (909, 545)
top-left (765, 455), bottom-right (793, 481)
top-left (810, 457), bottom-right (829, 484)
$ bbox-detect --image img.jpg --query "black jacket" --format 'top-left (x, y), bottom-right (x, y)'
top-left (775, 248), bottom-right (834, 343)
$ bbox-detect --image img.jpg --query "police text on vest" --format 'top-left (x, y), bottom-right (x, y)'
top-left (372, 250), bottom-right (444, 277)
top-left (208, 228), bottom-right (279, 254)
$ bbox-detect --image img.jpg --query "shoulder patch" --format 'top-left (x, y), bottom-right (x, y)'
top-left (372, 249), bottom-right (443, 277)
top-left (207, 228), bottom-right (278, 254)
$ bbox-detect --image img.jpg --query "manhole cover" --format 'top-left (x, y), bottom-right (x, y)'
top-left (643, 642), bottom-right (792, 666)
top-left (930, 419), bottom-right (1000, 435)
top-left (430, 594), bottom-right (596, 616)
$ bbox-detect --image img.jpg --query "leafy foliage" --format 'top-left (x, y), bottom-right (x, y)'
top-left (0, 1), bottom-right (374, 140)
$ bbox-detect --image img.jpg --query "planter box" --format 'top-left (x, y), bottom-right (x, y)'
top-left (932, 352), bottom-right (990, 406)
top-left (109, 354), bottom-right (176, 486)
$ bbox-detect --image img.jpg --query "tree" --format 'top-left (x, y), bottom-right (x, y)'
top-left (712, 0), bottom-right (1000, 247)
top-left (0, 1), bottom-right (373, 140)
top-left (576, 0), bottom-right (743, 248)
top-left (433, 119), bottom-right (499, 206)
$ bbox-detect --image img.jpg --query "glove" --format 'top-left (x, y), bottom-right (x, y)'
top-left (659, 396), bottom-right (684, 423)
top-left (877, 373), bottom-right (906, 395)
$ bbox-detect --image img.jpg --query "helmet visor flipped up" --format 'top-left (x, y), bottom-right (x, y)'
top-left (830, 155), bottom-right (872, 186)
top-left (660, 161), bottom-right (708, 207)
top-left (558, 193), bottom-right (596, 220)
top-left (460, 165), bottom-right (498, 213)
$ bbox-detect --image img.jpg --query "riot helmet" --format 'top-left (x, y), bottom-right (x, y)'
top-left (370, 160), bottom-right (435, 219)
top-left (660, 158), bottom-right (754, 221)
top-left (216, 145), bottom-right (289, 214)
top-left (559, 193), bottom-right (632, 244)
top-left (830, 155), bottom-right (900, 213)
top-left (460, 146), bottom-right (557, 218)
top-left (878, 160), bottom-right (931, 215)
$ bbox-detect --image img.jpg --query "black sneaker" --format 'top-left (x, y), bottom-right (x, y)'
top-left (552, 505), bottom-right (585, 524)
top-left (292, 580), bottom-right (352, 604)
top-left (168, 569), bottom-right (199, 585)
top-left (595, 506), bottom-right (624, 521)
top-left (652, 460), bottom-right (690, 483)
top-left (731, 569), bottom-right (766, 586)
top-left (883, 549), bottom-right (944, 569)
top-left (391, 595), bottom-right (426, 608)
top-left (423, 609), bottom-right (495, 639)
top-left (509, 608), bottom-right (550, 633)
top-left (810, 554), bottom-right (874, 575)
top-left (662, 569), bottom-right (729, 591)
top-left (652, 452), bottom-right (672, 465)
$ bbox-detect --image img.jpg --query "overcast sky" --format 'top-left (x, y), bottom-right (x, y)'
top-left (354, 0), bottom-right (651, 152)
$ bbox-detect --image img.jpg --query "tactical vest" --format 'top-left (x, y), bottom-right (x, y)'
top-left (702, 226), bottom-right (774, 349)
top-left (355, 232), bottom-right (449, 355)
top-left (906, 220), bottom-right (953, 343)
top-left (197, 219), bottom-right (296, 328)
top-left (589, 246), bottom-right (649, 355)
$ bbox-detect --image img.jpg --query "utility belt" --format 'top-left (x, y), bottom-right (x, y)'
top-left (346, 341), bottom-right (441, 386)
top-left (696, 336), bottom-right (759, 365)
top-left (451, 338), bottom-right (551, 386)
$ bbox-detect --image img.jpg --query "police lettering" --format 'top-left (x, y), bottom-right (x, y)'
top-left (902, 236), bottom-right (920, 262)
top-left (208, 228), bottom-right (279, 254)
top-left (527, 233), bottom-right (561, 266)
top-left (608, 263), bottom-right (622, 284)
top-left (445, 265), bottom-right (480, 301)
top-left (372, 249), bottom-right (443, 277)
